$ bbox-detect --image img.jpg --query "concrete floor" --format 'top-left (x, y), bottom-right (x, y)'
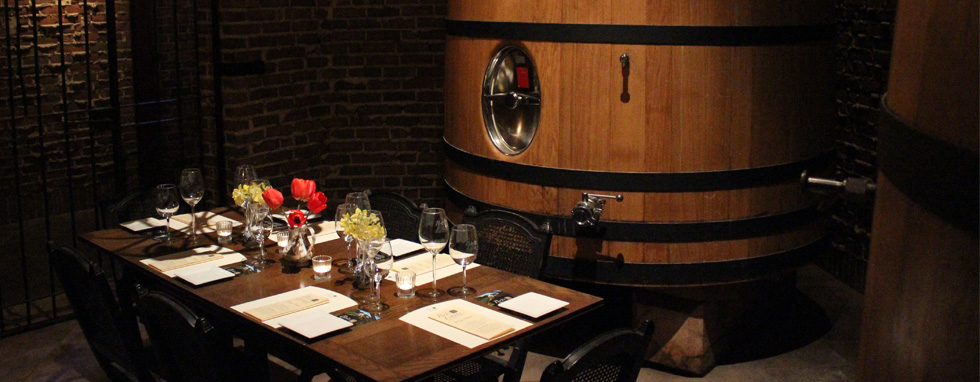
top-left (0, 264), bottom-right (862, 382)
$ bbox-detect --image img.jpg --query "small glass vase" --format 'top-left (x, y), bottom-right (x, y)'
top-left (282, 223), bottom-right (316, 268)
top-left (352, 239), bottom-right (382, 290)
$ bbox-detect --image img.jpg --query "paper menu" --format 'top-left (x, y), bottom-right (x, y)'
top-left (231, 286), bottom-right (357, 328)
top-left (146, 253), bottom-right (224, 272)
top-left (119, 217), bottom-right (167, 231)
top-left (171, 212), bottom-right (242, 233)
top-left (400, 300), bottom-right (531, 348)
top-left (139, 246), bottom-right (247, 277)
top-left (429, 306), bottom-right (515, 340)
top-left (391, 253), bottom-right (456, 276)
top-left (242, 294), bottom-right (330, 321)
top-left (385, 253), bottom-right (479, 285)
top-left (380, 239), bottom-right (425, 257)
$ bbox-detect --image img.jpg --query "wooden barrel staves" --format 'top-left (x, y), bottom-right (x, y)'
top-left (857, 0), bottom-right (979, 380)
top-left (444, 0), bottom-right (836, 287)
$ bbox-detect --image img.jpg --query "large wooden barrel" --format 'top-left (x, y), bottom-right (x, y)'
top-left (857, 0), bottom-right (979, 380)
top-left (444, 0), bottom-right (836, 287)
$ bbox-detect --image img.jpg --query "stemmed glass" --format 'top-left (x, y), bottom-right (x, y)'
top-left (154, 184), bottom-right (180, 242)
top-left (234, 165), bottom-right (256, 241)
top-left (417, 207), bottom-right (449, 299)
top-left (447, 224), bottom-right (478, 296)
top-left (334, 203), bottom-right (356, 274)
top-left (234, 165), bottom-right (256, 189)
top-left (179, 168), bottom-right (204, 242)
top-left (345, 191), bottom-right (371, 211)
top-left (250, 217), bottom-right (274, 269)
top-left (361, 240), bottom-right (393, 313)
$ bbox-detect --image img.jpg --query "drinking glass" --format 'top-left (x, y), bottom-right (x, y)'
top-left (154, 184), bottom-right (180, 242)
top-left (334, 203), bottom-right (357, 274)
top-left (416, 207), bottom-right (449, 298)
top-left (179, 168), bottom-right (204, 241)
top-left (250, 218), bottom-right (274, 269)
top-left (361, 240), bottom-right (393, 313)
top-left (447, 224), bottom-right (478, 296)
top-left (233, 165), bottom-right (256, 190)
top-left (345, 191), bottom-right (371, 211)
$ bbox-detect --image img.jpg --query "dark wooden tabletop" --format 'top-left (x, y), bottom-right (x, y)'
top-left (79, 208), bottom-right (602, 382)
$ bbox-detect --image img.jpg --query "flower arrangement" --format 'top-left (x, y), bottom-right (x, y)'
top-left (339, 208), bottom-right (386, 242)
top-left (260, 178), bottom-right (327, 228)
top-left (232, 182), bottom-right (272, 206)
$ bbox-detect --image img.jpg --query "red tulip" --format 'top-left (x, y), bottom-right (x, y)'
top-left (307, 192), bottom-right (327, 214)
top-left (291, 178), bottom-right (316, 201)
top-left (262, 188), bottom-right (284, 210)
top-left (287, 210), bottom-right (307, 228)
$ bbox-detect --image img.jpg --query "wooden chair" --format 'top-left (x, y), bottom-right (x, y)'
top-left (137, 292), bottom-right (263, 382)
top-left (49, 245), bottom-right (154, 382)
top-left (421, 207), bottom-right (552, 382)
top-left (541, 321), bottom-right (654, 382)
top-left (366, 190), bottom-right (426, 242)
top-left (461, 206), bottom-right (552, 279)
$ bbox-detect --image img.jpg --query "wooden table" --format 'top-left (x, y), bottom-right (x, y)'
top-left (80, 209), bottom-right (602, 382)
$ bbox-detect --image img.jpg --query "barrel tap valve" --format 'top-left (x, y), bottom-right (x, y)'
top-left (571, 193), bottom-right (624, 227)
top-left (800, 170), bottom-right (877, 198)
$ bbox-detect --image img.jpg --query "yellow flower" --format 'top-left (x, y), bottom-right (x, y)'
top-left (232, 182), bottom-right (271, 206)
top-left (340, 208), bottom-right (386, 241)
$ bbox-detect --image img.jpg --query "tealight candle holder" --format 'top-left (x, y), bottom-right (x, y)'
top-left (395, 270), bottom-right (416, 298)
top-left (312, 255), bottom-right (332, 280)
top-left (216, 221), bottom-right (233, 243)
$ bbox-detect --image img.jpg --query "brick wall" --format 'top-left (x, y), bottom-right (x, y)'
top-left (819, 0), bottom-right (896, 291)
top-left (216, 0), bottom-right (446, 208)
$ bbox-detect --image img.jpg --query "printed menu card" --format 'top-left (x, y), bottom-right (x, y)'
top-left (231, 286), bottom-right (357, 328)
top-left (242, 294), bottom-right (330, 321)
top-left (429, 306), bottom-right (515, 340)
top-left (140, 245), bottom-right (246, 277)
top-left (400, 299), bottom-right (531, 348)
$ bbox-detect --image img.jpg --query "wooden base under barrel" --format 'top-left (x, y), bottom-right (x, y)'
top-left (633, 273), bottom-right (804, 376)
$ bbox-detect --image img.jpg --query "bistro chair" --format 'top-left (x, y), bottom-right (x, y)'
top-left (137, 292), bottom-right (264, 382)
top-left (460, 206), bottom-right (552, 279)
top-left (49, 245), bottom-right (155, 382)
top-left (422, 207), bottom-right (552, 382)
top-left (366, 190), bottom-right (426, 242)
top-left (540, 320), bottom-right (654, 382)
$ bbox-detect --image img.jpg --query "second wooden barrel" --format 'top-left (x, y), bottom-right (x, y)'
top-left (444, 0), bottom-right (836, 287)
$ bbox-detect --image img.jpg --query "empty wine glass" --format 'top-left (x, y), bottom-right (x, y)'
top-left (250, 218), bottom-right (274, 269)
top-left (361, 241), bottom-right (394, 313)
top-left (234, 164), bottom-right (256, 191)
top-left (345, 191), bottom-right (371, 211)
top-left (417, 207), bottom-right (449, 299)
top-left (154, 184), bottom-right (180, 242)
top-left (447, 224), bottom-right (478, 296)
top-left (179, 168), bottom-right (204, 242)
top-left (334, 203), bottom-right (356, 274)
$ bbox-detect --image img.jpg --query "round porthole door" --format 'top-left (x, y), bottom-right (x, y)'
top-left (481, 45), bottom-right (541, 156)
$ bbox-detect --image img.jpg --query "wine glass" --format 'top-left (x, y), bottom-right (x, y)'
top-left (447, 224), bottom-right (478, 296)
top-left (154, 184), bottom-right (180, 242)
top-left (362, 240), bottom-right (394, 313)
top-left (416, 207), bottom-right (449, 299)
top-left (233, 164), bottom-right (256, 191)
top-left (250, 218), bottom-right (274, 269)
top-left (179, 168), bottom-right (204, 242)
top-left (334, 203), bottom-right (356, 274)
top-left (345, 191), bottom-right (371, 211)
